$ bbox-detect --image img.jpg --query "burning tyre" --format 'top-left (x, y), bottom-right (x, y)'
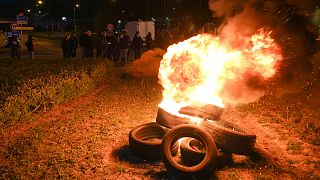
top-left (200, 120), bottom-right (256, 155)
top-left (156, 107), bottom-right (190, 128)
top-left (129, 122), bottom-right (178, 161)
top-left (161, 124), bottom-right (217, 179)
top-left (180, 137), bottom-right (232, 168)
top-left (178, 104), bottom-right (224, 121)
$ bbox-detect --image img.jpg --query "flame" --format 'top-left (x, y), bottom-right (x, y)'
top-left (158, 29), bottom-right (282, 116)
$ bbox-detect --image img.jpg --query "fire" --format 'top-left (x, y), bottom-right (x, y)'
top-left (158, 29), bottom-right (282, 116)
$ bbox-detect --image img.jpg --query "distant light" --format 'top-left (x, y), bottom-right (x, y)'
top-left (27, 9), bottom-right (31, 13)
top-left (173, 8), bottom-right (176, 10)
top-left (118, 20), bottom-right (122, 24)
top-left (166, 17), bottom-right (169, 20)
top-left (151, 18), bottom-right (156, 21)
top-left (75, 4), bottom-right (79, 8)
top-left (122, 10), bottom-right (125, 13)
top-left (38, 10), bottom-right (41, 14)
top-left (38, 0), bottom-right (43, 5)
top-left (62, 17), bottom-right (67, 21)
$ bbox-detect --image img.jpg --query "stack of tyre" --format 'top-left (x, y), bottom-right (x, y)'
top-left (129, 105), bottom-right (256, 179)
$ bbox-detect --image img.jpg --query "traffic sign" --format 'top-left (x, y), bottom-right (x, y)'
top-left (107, 24), bottom-right (114, 31)
top-left (16, 15), bottom-right (28, 24)
top-left (15, 26), bottom-right (34, 31)
top-left (11, 23), bottom-right (17, 31)
top-left (17, 16), bottom-right (28, 21)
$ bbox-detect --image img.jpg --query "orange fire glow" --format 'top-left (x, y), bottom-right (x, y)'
top-left (158, 29), bottom-right (282, 116)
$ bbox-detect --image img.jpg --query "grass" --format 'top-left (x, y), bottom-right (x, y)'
top-left (0, 58), bottom-right (112, 128)
top-left (286, 142), bottom-right (303, 151)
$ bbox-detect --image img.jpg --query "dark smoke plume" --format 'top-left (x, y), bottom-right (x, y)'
top-left (209, 0), bottom-right (320, 91)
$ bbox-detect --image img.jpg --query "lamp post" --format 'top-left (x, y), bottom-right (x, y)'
top-left (73, 3), bottom-right (79, 33)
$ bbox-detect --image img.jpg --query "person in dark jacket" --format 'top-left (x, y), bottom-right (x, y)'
top-left (118, 31), bottom-right (130, 62)
top-left (10, 34), bottom-right (20, 58)
top-left (25, 35), bottom-right (35, 59)
top-left (71, 34), bottom-right (78, 58)
top-left (61, 34), bottom-right (72, 59)
top-left (83, 30), bottom-right (94, 58)
top-left (146, 32), bottom-right (153, 50)
top-left (96, 31), bottom-right (107, 58)
top-left (106, 31), bottom-right (118, 61)
top-left (131, 31), bottom-right (143, 59)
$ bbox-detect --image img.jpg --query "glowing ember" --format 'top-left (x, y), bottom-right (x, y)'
top-left (158, 29), bottom-right (282, 116)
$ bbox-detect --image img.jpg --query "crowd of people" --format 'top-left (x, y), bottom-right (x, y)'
top-left (60, 30), bottom-right (154, 62)
top-left (8, 34), bottom-right (35, 59)
top-left (6, 29), bottom-right (155, 62)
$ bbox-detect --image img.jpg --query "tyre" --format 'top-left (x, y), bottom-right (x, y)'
top-left (129, 122), bottom-right (178, 161)
top-left (180, 138), bottom-right (232, 168)
top-left (156, 107), bottom-right (191, 128)
top-left (161, 124), bottom-right (217, 179)
top-left (200, 120), bottom-right (256, 155)
top-left (179, 104), bottom-right (224, 120)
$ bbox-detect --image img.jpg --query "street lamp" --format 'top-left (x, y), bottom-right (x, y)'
top-left (38, 0), bottom-right (43, 5)
top-left (73, 2), bottom-right (80, 32)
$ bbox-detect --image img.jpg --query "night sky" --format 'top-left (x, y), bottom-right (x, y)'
top-left (0, 0), bottom-right (212, 22)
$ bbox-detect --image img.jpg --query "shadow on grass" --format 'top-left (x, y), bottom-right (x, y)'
top-left (110, 145), bottom-right (161, 165)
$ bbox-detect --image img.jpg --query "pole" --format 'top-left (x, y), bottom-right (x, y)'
top-left (73, 2), bottom-right (76, 33)
top-left (20, 24), bottom-right (23, 52)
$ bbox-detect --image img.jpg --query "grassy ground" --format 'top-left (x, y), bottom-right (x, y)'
top-left (0, 37), bottom-right (319, 179)
top-left (0, 67), bottom-right (319, 179)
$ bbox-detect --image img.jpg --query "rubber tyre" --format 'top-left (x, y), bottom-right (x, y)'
top-left (179, 104), bottom-right (224, 120)
top-left (129, 122), bottom-right (178, 161)
top-left (161, 124), bottom-right (217, 179)
top-left (200, 120), bottom-right (256, 155)
top-left (156, 107), bottom-right (191, 128)
top-left (180, 138), bottom-right (232, 168)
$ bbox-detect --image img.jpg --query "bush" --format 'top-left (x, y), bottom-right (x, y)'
top-left (0, 58), bottom-right (112, 128)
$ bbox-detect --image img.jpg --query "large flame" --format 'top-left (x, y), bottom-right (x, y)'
top-left (158, 29), bottom-right (282, 116)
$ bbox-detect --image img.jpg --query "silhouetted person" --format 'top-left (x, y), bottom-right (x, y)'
top-left (146, 32), bottom-right (154, 50)
top-left (83, 30), bottom-right (94, 58)
top-left (131, 31), bottom-right (143, 59)
top-left (25, 35), bottom-right (35, 59)
top-left (71, 34), bottom-right (78, 58)
top-left (61, 34), bottom-right (72, 59)
top-left (118, 31), bottom-right (130, 62)
top-left (9, 34), bottom-right (20, 59)
top-left (106, 31), bottom-right (118, 61)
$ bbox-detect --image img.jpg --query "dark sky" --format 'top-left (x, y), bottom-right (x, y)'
top-left (0, 0), bottom-right (212, 21)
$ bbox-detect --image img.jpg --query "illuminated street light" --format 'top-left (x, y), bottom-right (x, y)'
top-left (38, 0), bottom-right (43, 5)
top-left (73, 2), bottom-right (80, 32)
top-left (27, 9), bottom-right (31, 12)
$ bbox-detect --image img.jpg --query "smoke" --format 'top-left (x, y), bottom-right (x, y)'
top-left (209, 0), bottom-right (320, 96)
top-left (128, 48), bottom-right (166, 77)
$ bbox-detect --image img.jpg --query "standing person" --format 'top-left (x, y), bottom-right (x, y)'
top-left (118, 31), bottom-right (130, 62)
top-left (10, 34), bottom-right (20, 59)
top-left (25, 35), bottom-right (35, 59)
top-left (71, 34), bottom-right (78, 58)
top-left (131, 31), bottom-right (143, 59)
top-left (106, 31), bottom-right (118, 61)
top-left (96, 32), bottom-right (104, 58)
top-left (61, 34), bottom-right (72, 59)
top-left (146, 32), bottom-right (154, 50)
top-left (83, 30), bottom-right (94, 58)
top-left (79, 32), bottom-right (85, 58)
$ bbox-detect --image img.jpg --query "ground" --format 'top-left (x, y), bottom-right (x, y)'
top-left (0, 65), bottom-right (319, 179)
top-left (0, 36), bottom-right (319, 179)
